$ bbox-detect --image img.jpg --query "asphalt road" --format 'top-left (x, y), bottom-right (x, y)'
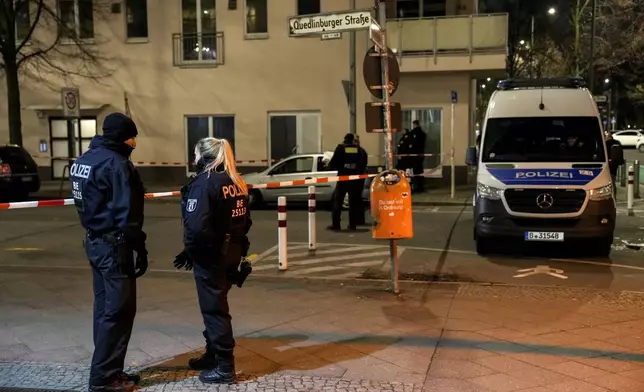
top-left (2, 199), bottom-right (644, 292)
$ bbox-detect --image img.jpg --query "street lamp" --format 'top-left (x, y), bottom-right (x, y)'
top-left (529, 7), bottom-right (557, 78)
top-left (548, 7), bottom-right (556, 15)
top-left (605, 78), bottom-right (610, 84)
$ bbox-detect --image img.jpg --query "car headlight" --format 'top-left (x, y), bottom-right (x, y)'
top-left (477, 182), bottom-right (504, 200)
top-left (589, 184), bottom-right (613, 201)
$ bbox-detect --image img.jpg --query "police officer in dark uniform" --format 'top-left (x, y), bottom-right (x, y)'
top-left (409, 120), bottom-right (427, 192)
top-left (69, 113), bottom-right (147, 392)
top-left (396, 128), bottom-right (412, 173)
top-left (172, 137), bottom-right (252, 384)
top-left (327, 133), bottom-right (368, 231)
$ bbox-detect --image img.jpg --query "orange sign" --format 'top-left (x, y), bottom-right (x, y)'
top-left (370, 170), bottom-right (413, 240)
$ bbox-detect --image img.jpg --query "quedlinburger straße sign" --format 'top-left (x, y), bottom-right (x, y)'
top-left (288, 11), bottom-right (372, 36)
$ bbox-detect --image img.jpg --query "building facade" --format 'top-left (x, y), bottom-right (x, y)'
top-left (0, 0), bottom-right (508, 184)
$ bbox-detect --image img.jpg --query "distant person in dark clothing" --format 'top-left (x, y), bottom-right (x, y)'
top-left (409, 120), bottom-right (427, 192)
top-left (396, 128), bottom-right (412, 173)
top-left (605, 132), bottom-right (624, 196)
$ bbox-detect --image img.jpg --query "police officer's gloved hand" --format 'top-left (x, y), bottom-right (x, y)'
top-left (134, 249), bottom-right (148, 278)
top-left (173, 250), bottom-right (193, 271)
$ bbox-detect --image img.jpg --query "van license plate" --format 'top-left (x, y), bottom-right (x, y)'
top-left (525, 232), bottom-right (564, 241)
top-left (21, 177), bottom-right (32, 182)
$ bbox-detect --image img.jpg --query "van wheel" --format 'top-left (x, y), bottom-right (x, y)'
top-left (248, 190), bottom-right (264, 209)
top-left (476, 237), bottom-right (493, 255)
top-left (593, 238), bottom-right (612, 257)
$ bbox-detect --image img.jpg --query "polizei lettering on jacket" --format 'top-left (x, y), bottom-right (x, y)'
top-left (514, 171), bottom-right (573, 179)
top-left (70, 163), bottom-right (92, 179)
top-left (289, 12), bottom-right (371, 35)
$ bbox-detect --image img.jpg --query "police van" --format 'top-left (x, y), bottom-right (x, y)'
top-left (465, 78), bottom-right (624, 256)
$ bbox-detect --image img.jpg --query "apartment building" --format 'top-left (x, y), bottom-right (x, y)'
top-left (0, 0), bottom-right (508, 183)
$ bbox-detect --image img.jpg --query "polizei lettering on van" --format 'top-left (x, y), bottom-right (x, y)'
top-left (289, 11), bottom-right (371, 36)
top-left (515, 171), bottom-right (572, 179)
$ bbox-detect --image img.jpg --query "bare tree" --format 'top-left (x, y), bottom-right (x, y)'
top-left (0, 0), bottom-right (112, 146)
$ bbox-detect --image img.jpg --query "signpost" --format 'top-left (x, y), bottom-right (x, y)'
top-left (287, 7), bottom-right (402, 294)
top-left (61, 88), bottom-right (80, 178)
top-left (450, 91), bottom-right (457, 199)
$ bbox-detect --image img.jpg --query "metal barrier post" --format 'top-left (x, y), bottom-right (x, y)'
top-left (621, 163), bottom-right (627, 187)
top-left (308, 186), bottom-right (316, 252)
top-left (59, 164), bottom-right (69, 198)
top-left (278, 196), bottom-right (288, 270)
top-left (628, 166), bottom-right (634, 216)
top-left (635, 160), bottom-right (640, 199)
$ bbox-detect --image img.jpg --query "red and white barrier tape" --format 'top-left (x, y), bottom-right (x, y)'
top-left (0, 169), bottom-right (440, 210)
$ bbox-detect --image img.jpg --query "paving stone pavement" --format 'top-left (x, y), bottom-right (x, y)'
top-left (5, 267), bottom-right (644, 391)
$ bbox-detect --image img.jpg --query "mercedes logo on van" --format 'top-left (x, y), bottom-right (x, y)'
top-left (536, 193), bottom-right (554, 209)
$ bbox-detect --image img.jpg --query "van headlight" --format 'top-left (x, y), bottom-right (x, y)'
top-left (589, 184), bottom-right (613, 201)
top-left (477, 182), bottom-right (504, 200)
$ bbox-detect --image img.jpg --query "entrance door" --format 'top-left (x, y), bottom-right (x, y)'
top-left (50, 117), bottom-right (97, 179)
top-left (185, 115), bottom-right (235, 174)
top-left (268, 112), bottom-right (321, 161)
top-left (398, 108), bottom-right (442, 178)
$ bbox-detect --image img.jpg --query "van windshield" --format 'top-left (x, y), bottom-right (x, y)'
top-left (481, 116), bottom-right (606, 163)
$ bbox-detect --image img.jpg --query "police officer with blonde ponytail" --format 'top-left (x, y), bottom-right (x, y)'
top-left (172, 137), bottom-right (252, 384)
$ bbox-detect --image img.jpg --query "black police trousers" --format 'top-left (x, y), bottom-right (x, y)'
top-left (332, 180), bottom-right (363, 229)
top-left (85, 234), bottom-right (137, 386)
top-left (193, 243), bottom-right (243, 360)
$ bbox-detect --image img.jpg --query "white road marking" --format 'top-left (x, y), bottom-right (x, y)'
top-left (263, 246), bottom-right (374, 261)
top-left (252, 251), bottom-right (390, 271)
top-left (252, 244), bottom-right (278, 264)
top-left (514, 265), bottom-right (568, 279)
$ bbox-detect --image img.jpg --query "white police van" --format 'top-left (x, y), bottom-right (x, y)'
top-left (465, 78), bottom-right (623, 256)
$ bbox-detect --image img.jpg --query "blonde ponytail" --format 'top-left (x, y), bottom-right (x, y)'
top-left (195, 137), bottom-right (248, 196)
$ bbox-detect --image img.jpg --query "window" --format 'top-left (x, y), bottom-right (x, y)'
top-left (245, 0), bottom-right (267, 36)
top-left (270, 157), bottom-right (314, 175)
top-left (400, 108), bottom-right (442, 177)
top-left (58, 0), bottom-right (94, 39)
top-left (482, 117), bottom-right (605, 163)
top-left (185, 115), bottom-right (235, 173)
top-left (15, 1), bottom-right (31, 42)
top-left (181, 0), bottom-right (217, 62)
top-left (297, 0), bottom-right (320, 15)
top-left (395, 0), bottom-right (446, 18)
top-left (268, 112), bottom-right (321, 161)
top-left (125, 0), bottom-right (148, 40)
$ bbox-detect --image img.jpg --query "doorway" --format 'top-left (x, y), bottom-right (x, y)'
top-left (49, 117), bottom-right (97, 179)
top-left (185, 115), bottom-right (235, 174)
top-left (268, 111), bottom-right (321, 161)
top-left (398, 108), bottom-right (443, 177)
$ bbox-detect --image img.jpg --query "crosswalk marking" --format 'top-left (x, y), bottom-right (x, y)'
top-left (253, 250), bottom-right (389, 271)
top-left (285, 260), bottom-right (384, 276)
top-left (263, 246), bottom-right (372, 261)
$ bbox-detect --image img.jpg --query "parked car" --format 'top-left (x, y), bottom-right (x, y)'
top-left (612, 130), bottom-right (644, 147)
top-left (0, 144), bottom-right (41, 200)
top-left (637, 135), bottom-right (644, 153)
top-left (242, 153), bottom-right (370, 209)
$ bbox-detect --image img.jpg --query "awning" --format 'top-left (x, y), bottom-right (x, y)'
top-left (23, 104), bottom-right (108, 111)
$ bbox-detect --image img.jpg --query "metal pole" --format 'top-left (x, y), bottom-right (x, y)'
top-left (308, 186), bottom-right (317, 250)
top-left (66, 119), bottom-right (76, 178)
top-left (628, 166), bottom-right (634, 216)
top-left (450, 102), bottom-right (455, 198)
top-left (378, 1), bottom-right (399, 295)
top-left (589, 0), bottom-right (597, 92)
top-left (278, 196), bottom-right (288, 270)
top-left (635, 160), bottom-right (640, 199)
top-left (349, 0), bottom-right (356, 134)
top-left (530, 16), bottom-right (535, 78)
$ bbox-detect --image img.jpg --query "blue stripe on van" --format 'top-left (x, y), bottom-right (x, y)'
top-left (487, 168), bottom-right (602, 186)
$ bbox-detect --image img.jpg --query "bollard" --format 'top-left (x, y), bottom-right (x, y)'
top-left (308, 186), bottom-right (316, 251)
top-left (628, 166), bottom-right (634, 216)
top-left (278, 196), bottom-right (288, 270)
top-left (621, 164), bottom-right (627, 187)
top-left (635, 160), bottom-right (640, 199)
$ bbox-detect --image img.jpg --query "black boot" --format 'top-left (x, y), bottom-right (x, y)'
top-left (198, 356), bottom-right (235, 384)
top-left (117, 372), bottom-right (141, 385)
top-left (188, 331), bottom-right (217, 370)
top-left (88, 380), bottom-right (135, 392)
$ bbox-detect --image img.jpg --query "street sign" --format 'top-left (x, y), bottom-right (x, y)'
top-left (594, 95), bottom-right (607, 103)
top-left (362, 46), bottom-right (400, 99)
top-left (288, 9), bottom-right (372, 37)
top-left (451, 91), bottom-right (458, 104)
top-left (365, 102), bottom-right (402, 133)
top-left (321, 32), bottom-right (342, 40)
top-left (369, 21), bottom-right (385, 50)
top-left (61, 88), bottom-right (80, 118)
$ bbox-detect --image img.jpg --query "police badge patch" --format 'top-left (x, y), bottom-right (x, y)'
top-left (186, 199), bottom-right (198, 212)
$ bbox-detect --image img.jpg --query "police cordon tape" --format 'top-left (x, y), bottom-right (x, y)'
top-left (38, 153), bottom-right (446, 166)
top-left (0, 169), bottom-right (440, 210)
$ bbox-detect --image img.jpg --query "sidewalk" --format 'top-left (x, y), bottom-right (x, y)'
top-left (3, 267), bottom-right (644, 391)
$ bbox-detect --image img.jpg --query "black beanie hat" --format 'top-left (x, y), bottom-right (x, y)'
top-left (102, 113), bottom-right (138, 142)
top-left (344, 133), bottom-right (355, 144)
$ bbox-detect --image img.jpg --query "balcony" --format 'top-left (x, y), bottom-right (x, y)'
top-left (385, 13), bottom-right (508, 73)
top-left (172, 32), bottom-right (225, 68)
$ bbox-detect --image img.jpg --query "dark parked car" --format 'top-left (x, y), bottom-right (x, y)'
top-left (0, 145), bottom-right (41, 200)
